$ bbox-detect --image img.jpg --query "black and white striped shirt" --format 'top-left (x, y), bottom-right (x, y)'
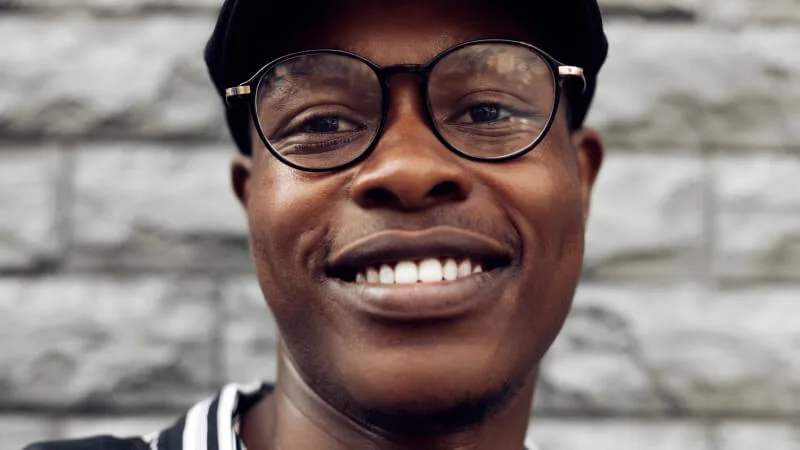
top-left (25, 382), bottom-right (538, 450)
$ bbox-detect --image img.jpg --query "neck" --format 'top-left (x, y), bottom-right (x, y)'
top-left (240, 348), bottom-right (537, 450)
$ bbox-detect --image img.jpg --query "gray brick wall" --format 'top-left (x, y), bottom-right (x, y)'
top-left (1, 0), bottom-right (798, 448)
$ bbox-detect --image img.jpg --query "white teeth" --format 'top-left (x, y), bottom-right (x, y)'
top-left (457, 259), bottom-right (472, 278)
top-left (394, 261), bottom-right (418, 284)
top-left (443, 258), bottom-right (458, 281)
top-left (356, 258), bottom-right (485, 284)
top-left (418, 258), bottom-right (444, 283)
top-left (366, 267), bottom-right (380, 283)
top-left (379, 264), bottom-right (395, 284)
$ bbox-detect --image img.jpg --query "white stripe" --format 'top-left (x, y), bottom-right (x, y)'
top-left (236, 380), bottom-right (268, 396)
top-left (217, 382), bottom-right (265, 450)
top-left (142, 431), bottom-right (159, 450)
top-left (217, 384), bottom-right (239, 450)
top-left (183, 396), bottom-right (214, 450)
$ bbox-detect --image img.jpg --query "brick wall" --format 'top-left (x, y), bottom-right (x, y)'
top-left (1, 1), bottom-right (799, 448)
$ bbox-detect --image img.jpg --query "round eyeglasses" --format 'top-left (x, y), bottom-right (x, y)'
top-left (225, 39), bottom-right (586, 172)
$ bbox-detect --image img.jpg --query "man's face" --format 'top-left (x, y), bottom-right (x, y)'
top-left (232, 0), bottom-right (602, 429)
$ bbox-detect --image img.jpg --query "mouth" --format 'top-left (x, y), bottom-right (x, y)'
top-left (326, 227), bottom-right (513, 285)
top-left (324, 227), bottom-right (515, 321)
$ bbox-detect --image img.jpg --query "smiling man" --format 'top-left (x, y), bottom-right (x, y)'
top-left (24, 1), bottom-right (607, 449)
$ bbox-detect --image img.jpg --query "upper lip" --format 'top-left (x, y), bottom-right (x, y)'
top-left (327, 226), bottom-right (514, 273)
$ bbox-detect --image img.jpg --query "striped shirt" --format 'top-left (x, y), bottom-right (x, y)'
top-left (24, 382), bottom-right (538, 450)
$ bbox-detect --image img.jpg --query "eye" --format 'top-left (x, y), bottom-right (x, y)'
top-left (298, 115), bottom-right (356, 133)
top-left (453, 103), bottom-right (514, 125)
top-left (270, 107), bottom-right (371, 141)
top-left (274, 110), bottom-right (373, 157)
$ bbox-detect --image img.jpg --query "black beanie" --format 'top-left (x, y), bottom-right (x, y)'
top-left (204, 1), bottom-right (608, 154)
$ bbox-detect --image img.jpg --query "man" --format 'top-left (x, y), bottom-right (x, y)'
top-left (25, 0), bottom-right (607, 448)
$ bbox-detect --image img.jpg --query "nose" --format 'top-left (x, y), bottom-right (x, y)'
top-left (349, 77), bottom-right (473, 211)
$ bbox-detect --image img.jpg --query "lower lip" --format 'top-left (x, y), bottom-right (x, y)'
top-left (327, 268), bottom-right (509, 321)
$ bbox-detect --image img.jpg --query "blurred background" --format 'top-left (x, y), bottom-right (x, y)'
top-left (1, 0), bottom-right (799, 449)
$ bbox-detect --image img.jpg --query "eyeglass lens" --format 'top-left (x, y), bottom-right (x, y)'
top-left (254, 43), bottom-right (556, 170)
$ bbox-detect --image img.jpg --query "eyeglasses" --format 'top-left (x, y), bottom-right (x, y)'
top-left (225, 39), bottom-right (586, 172)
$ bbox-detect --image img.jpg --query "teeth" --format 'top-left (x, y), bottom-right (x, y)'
top-left (353, 258), bottom-right (486, 284)
top-left (457, 259), bottom-right (472, 278)
top-left (418, 258), bottom-right (443, 282)
top-left (443, 258), bottom-right (458, 281)
top-left (366, 267), bottom-right (379, 283)
top-left (394, 261), bottom-right (418, 284)
top-left (379, 264), bottom-right (395, 284)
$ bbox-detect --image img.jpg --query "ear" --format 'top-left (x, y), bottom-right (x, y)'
top-left (231, 154), bottom-right (254, 209)
top-left (571, 127), bottom-right (604, 223)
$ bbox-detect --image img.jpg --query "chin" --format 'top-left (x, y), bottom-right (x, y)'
top-left (318, 337), bottom-right (532, 433)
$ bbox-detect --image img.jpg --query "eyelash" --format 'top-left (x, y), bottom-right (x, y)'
top-left (286, 134), bottom-right (363, 156)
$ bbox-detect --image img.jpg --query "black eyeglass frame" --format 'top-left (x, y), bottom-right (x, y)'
top-left (226, 39), bottom-right (587, 173)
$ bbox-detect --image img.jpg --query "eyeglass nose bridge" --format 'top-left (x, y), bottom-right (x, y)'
top-left (376, 64), bottom-right (433, 97)
top-left (381, 64), bottom-right (430, 77)
top-left (367, 63), bottom-right (443, 155)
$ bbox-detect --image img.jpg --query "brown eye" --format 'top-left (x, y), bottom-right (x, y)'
top-left (302, 116), bottom-right (342, 133)
top-left (451, 103), bottom-right (515, 125)
top-left (467, 104), bottom-right (502, 123)
top-left (291, 115), bottom-right (364, 135)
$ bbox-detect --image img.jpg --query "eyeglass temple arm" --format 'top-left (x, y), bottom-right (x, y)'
top-left (225, 86), bottom-right (252, 104)
top-left (558, 66), bottom-right (586, 94)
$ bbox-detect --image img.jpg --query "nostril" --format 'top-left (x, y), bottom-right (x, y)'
top-left (427, 181), bottom-right (464, 202)
top-left (362, 187), bottom-right (402, 208)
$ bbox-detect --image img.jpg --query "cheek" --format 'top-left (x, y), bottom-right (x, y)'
top-left (485, 123), bottom-right (585, 311)
top-left (246, 161), bottom-right (339, 297)
top-left (531, 165), bottom-right (584, 268)
top-left (495, 129), bottom-right (585, 256)
top-left (530, 166), bottom-right (585, 257)
top-left (245, 133), bottom-right (326, 254)
top-left (503, 139), bottom-right (585, 359)
top-left (246, 160), bottom-right (360, 379)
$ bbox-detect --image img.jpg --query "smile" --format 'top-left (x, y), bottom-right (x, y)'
top-left (327, 227), bottom-right (512, 283)
top-left (325, 227), bottom-right (515, 320)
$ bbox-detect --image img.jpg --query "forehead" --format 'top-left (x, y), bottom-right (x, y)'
top-left (285, 0), bottom-right (538, 66)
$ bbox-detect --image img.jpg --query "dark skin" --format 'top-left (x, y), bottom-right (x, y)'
top-left (232, 1), bottom-right (603, 449)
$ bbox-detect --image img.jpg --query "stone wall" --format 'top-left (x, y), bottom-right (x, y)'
top-left (1, 0), bottom-right (798, 448)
